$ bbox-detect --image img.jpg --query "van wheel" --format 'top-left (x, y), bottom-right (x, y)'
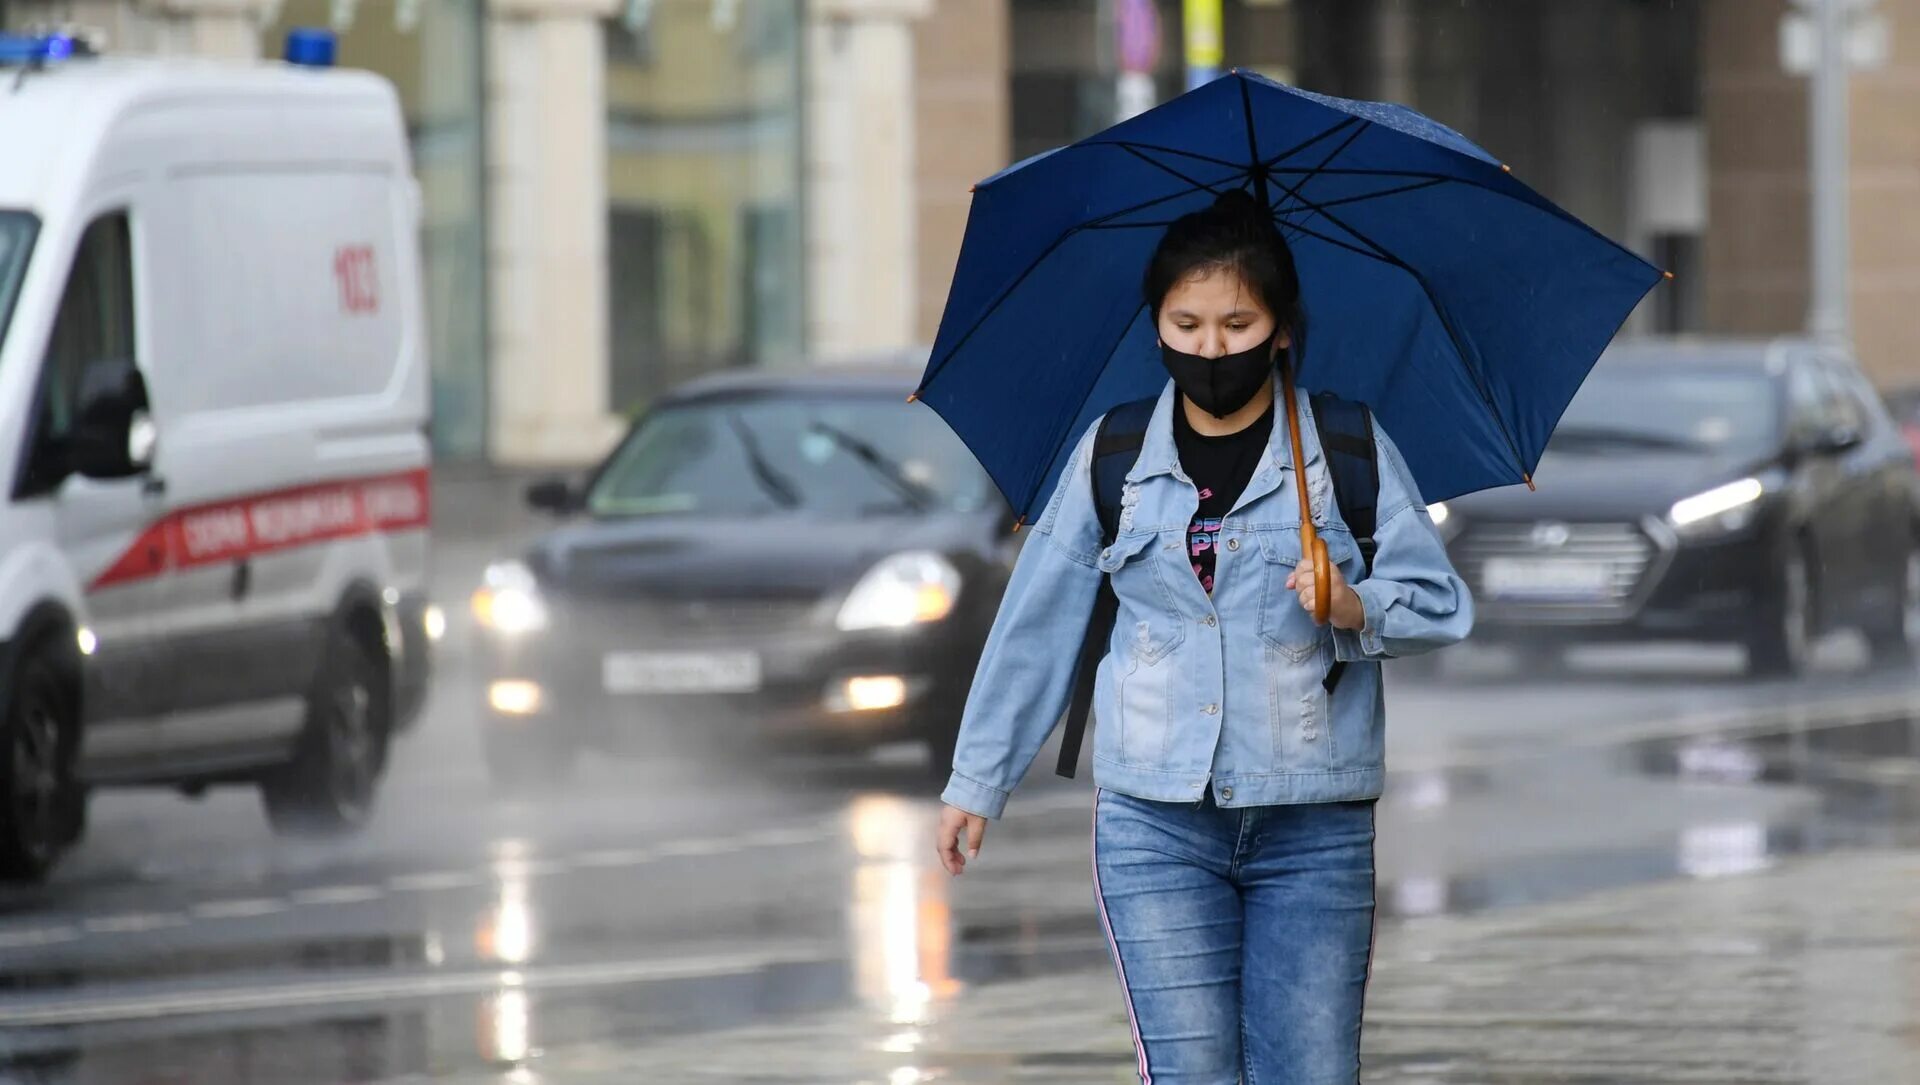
top-left (0, 653), bottom-right (79, 883)
top-left (262, 630), bottom-right (386, 836)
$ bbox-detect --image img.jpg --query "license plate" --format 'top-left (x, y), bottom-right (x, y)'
top-left (601, 650), bottom-right (762, 694)
top-left (1482, 557), bottom-right (1611, 600)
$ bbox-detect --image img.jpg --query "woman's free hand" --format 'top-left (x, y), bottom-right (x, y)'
top-left (1287, 556), bottom-right (1366, 631)
top-left (936, 804), bottom-right (988, 876)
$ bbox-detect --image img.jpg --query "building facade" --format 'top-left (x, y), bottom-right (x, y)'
top-left (1004, 0), bottom-right (1920, 386)
top-left (14, 0), bottom-right (1917, 466)
top-left (5, 0), bottom-right (1010, 465)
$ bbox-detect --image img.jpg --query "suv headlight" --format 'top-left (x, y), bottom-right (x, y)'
top-left (471, 560), bottom-right (549, 635)
top-left (1669, 478), bottom-right (1765, 537)
top-left (836, 551), bottom-right (961, 631)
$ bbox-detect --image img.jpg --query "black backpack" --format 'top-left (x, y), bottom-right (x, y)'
top-left (1055, 392), bottom-right (1380, 778)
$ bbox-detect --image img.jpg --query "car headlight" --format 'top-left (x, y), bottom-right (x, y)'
top-left (1669, 478), bottom-right (1765, 536)
top-left (836, 551), bottom-right (961, 631)
top-left (1426, 500), bottom-right (1463, 541)
top-left (471, 560), bottom-right (549, 635)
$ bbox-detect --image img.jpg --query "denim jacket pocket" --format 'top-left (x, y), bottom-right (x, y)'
top-left (1255, 529), bottom-right (1355, 664)
top-left (1097, 531), bottom-right (1185, 665)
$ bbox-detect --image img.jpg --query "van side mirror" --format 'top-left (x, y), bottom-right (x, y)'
top-left (525, 478), bottom-right (579, 515)
top-left (67, 358), bottom-right (153, 480)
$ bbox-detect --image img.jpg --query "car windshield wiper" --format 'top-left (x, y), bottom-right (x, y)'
top-left (1552, 426), bottom-right (1704, 452)
top-left (727, 413), bottom-right (802, 509)
top-left (807, 420), bottom-right (936, 512)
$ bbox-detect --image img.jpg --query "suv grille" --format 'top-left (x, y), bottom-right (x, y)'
top-left (1455, 521), bottom-right (1658, 621)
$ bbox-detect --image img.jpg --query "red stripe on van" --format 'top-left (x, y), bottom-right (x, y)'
top-left (90, 468), bottom-right (431, 591)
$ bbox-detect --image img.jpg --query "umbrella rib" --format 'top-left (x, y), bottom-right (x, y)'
top-left (1262, 171), bottom-right (1533, 484)
top-left (1083, 221), bottom-right (1180, 231)
top-left (920, 184), bottom-right (1241, 390)
top-left (1270, 218), bottom-right (1403, 269)
top-left (1114, 144), bottom-right (1234, 198)
top-left (1271, 123), bottom-right (1370, 233)
top-left (1263, 158), bottom-right (1401, 267)
top-left (1261, 162), bottom-right (1626, 254)
top-left (1077, 139), bottom-right (1247, 171)
top-left (1275, 177), bottom-right (1447, 214)
top-left (1259, 115), bottom-right (1364, 172)
top-left (1239, 78), bottom-right (1270, 209)
top-left (1266, 162), bottom-right (1646, 267)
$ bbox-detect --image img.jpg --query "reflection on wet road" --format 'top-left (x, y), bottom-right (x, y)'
top-left (4, 646), bottom-right (1920, 1082)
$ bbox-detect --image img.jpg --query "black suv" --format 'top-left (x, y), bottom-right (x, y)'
top-left (1433, 338), bottom-right (1920, 676)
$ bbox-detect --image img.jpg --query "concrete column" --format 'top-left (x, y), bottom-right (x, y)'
top-left (8, 0), bottom-right (270, 57)
top-left (911, 0), bottom-right (1008, 345)
top-left (486, 0), bottom-right (624, 464)
top-left (806, 0), bottom-right (932, 359)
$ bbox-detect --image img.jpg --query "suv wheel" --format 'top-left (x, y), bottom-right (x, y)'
top-left (1867, 549), bottom-right (1920, 668)
top-left (0, 653), bottom-right (79, 882)
top-left (1748, 545), bottom-right (1816, 677)
top-left (262, 629), bottom-right (386, 836)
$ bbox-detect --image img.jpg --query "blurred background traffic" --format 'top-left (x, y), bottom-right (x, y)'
top-left (4, 1), bottom-right (1920, 1082)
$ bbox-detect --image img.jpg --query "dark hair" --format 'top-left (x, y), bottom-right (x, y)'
top-left (1142, 189), bottom-right (1304, 346)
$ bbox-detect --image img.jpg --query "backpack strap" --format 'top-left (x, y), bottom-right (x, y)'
top-left (1090, 397), bottom-right (1158, 542)
top-left (1309, 391), bottom-right (1380, 696)
top-left (1057, 396), bottom-right (1157, 779)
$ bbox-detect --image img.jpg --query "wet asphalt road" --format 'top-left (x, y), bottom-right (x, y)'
top-left (4, 631), bottom-right (1920, 1084)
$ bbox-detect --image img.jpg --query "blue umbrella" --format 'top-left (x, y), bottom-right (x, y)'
top-left (915, 71), bottom-right (1666, 530)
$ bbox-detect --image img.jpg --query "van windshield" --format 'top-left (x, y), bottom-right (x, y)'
top-left (0, 212), bottom-right (36, 361)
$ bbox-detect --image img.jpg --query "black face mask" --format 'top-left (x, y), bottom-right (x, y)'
top-left (1160, 334), bottom-right (1278, 419)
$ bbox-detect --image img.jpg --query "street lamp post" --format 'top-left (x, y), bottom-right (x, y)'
top-left (1804, 0), bottom-right (1852, 344)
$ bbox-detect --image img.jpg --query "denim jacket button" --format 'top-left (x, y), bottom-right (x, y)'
top-left (1203, 614), bottom-right (1216, 627)
top-left (1203, 703), bottom-right (1219, 715)
top-left (1226, 538), bottom-right (1240, 552)
top-left (1219, 786), bottom-right (1233, 801)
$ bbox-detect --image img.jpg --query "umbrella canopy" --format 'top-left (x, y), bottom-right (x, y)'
top-left (916, 71), bottom-right (1666, 525)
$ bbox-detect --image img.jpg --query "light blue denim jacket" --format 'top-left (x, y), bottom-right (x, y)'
top-left (942, 382), bottom-right (1473, 818)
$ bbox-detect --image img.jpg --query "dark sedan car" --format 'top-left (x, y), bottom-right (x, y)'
top-left (1433, 338), bottom-right (1920, 676)
top-left (469, 365), bottom-right (1015, 786)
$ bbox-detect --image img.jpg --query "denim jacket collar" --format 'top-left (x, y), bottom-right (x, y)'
top-left (1124, 378), bottom-right (1327, 488)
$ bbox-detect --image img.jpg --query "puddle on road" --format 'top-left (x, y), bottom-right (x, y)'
top-left (0, 793), bottom-right (1091, 1083)
top-left (4, 714), bottom-right (1920, 1083)
top-left (1376, 711), bottom-right (1920, 920)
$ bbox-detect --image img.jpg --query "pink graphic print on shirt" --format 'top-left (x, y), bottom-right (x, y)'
top-left (1189, 515), bottom-right (1223, 593)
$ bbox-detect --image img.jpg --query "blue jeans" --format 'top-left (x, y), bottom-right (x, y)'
top-left (1093, 788), bottom-right (1377, 1084)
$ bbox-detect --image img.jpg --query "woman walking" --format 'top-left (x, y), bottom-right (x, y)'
top-left (934, 191), bottom-right (1473, 1084)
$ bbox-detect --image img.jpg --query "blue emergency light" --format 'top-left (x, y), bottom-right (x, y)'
top-left (0, 33), bottom-right (92, 66)
top-left (283, 28), bottom-right (337, 68)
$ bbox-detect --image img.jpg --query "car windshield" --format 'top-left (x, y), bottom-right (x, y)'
top-left (0, 212), bottom-right (36, 361)
top-left (586, 394), bottom-right (999, 519)
top-left (1553, 366), bottom-right (1778, 457)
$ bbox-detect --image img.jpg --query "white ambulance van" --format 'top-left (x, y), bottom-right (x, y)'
top-left (0, 31), bottom-right (434, 880)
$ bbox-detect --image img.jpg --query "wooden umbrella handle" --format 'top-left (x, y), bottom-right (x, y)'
top-left (1278, 358), bottom-right (1332, 624)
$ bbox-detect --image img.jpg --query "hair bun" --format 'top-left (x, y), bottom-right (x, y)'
top-left (1209, 188), bottom-right (1268, 222)
top-left (1205, 187), bottom-right (1267, 215)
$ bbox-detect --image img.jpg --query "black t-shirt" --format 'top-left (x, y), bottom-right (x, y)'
top-left (1172, 402), bottom-right (1275, 594)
